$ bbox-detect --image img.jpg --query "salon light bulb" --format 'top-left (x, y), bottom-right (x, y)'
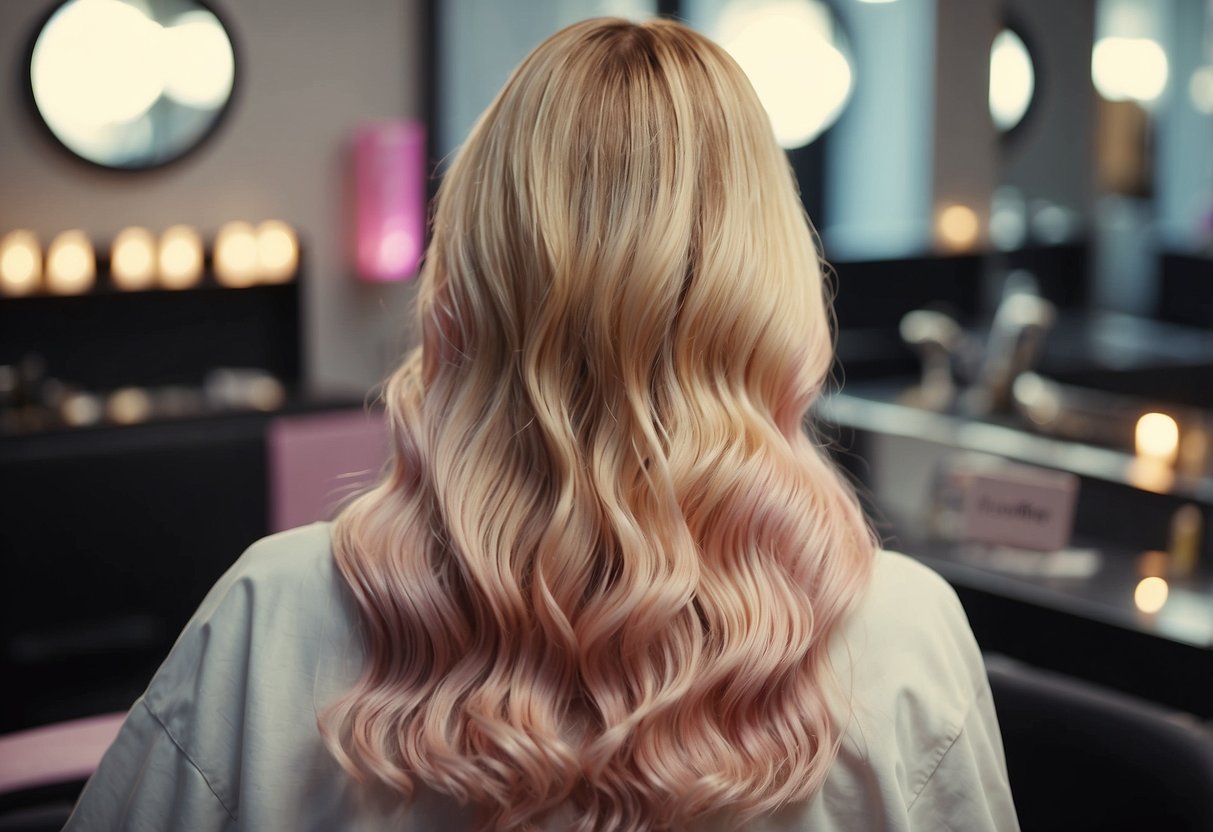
top-left (111, 226), bottom-right (157, 290)
top-left (107, 387), bottom-right (152, 425)
top-left (990, 29), bottom-right (1034, 131)
top-left (936, 204), bottom-right (981, 252)
top-left (214, 221), bottom-right (258, 288)
top-left (1092, 37), bottom-right (1168, 104)
top-left (45, 229), bottom-right (96, 295)
top-left (1135, 412), bottom-right (1179, 463)
top-left (157, 225), bottom-right (203, 289)
top-left (161, 10), bottom-right (235, 109)
top-left (255, 220), bottom-right (298, 284)
top-left (1134, 576), bottom-right (1168, 614)
top-left (717, 0), bottom-right (853, 149)
top-left (0, 230), bottom-right (43, 297)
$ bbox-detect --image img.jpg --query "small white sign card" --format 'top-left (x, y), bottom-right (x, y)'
top-left (962, 463), bottom-right (1080, 551)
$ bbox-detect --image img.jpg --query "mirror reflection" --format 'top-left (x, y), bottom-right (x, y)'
top-left (29, 0), bottom-right (236, 169)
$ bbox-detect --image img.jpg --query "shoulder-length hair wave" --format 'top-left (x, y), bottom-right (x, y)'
top-left (323, 17), bottom-right (875, 832)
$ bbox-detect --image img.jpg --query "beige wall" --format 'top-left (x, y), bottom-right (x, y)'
top-left (0, 0), bottom-right (423, 395)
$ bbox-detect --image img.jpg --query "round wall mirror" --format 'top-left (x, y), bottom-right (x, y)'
top-left (28, 0), bottom-right (237, 170)
top-left (989, 26), bottom-right (1036, 132)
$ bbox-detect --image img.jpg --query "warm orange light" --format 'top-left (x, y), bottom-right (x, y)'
top-left (1135, 412), bottom-right (1179, 463)
top-left (1134, 576), bottom-right (1169, 614)
top-left (157, 225), bottom-right (203, 289)
top-left (255, 220), bottom-right (298, 283)
top-left (111, 226), bottom-right (157, 291)
top-left (936, 204), bottom-right (981, 252)
top-left (0, 230), bottom-right (42, 296)
top-left (106, 387), bottom-right (152, 424)
top-left (214, 221), bottom-right (258, 288)
top-left (45, 229), bottom-right (96, 295)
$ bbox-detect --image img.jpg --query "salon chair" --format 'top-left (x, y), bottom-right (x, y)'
top-left (986, 654), bottom-right (1213, 832)
top-left (0, 713), bottom-right (124, 832)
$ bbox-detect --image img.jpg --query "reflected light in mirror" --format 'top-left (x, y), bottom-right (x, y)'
top-left (111, 226), bottom-right (157, 290)
top-left (1134, 575), bottom-right (1169, 614)
top-left (990, 186), bottom-right (1028, 250)
top-left (45, 229), bottom-right (96, 294)
top-left (214, 221), bottom-right (258, 288)
top-left (0, 230), bottom-right (43, 297)
top-left (61, 391), bottom-right (103, 426)
top-left (935, 204), bottom-right (980, 251)
top-left (1190, 66), bottom-right (1213, 115)
top-left (255, 220), bottom-right (298, 283)
top-left (1135, 412), bottom-right (1179, 463)
top-left (990, 29), bottom-right (1034, 131)
top-left (107, 387), bottom-right (152, 424)
top-left (1127, 457), bottom-right (1174, 493)
top-left (1092, 37), bottom-right (1168, 104)
top-left (31, 0), bottom-right (166, 130)
top-left (716, 0), bottom-right (853, 149)
top-left (161, 10), bottom-right (235, 109)
top-left (157, 225), bottom-right (203, 289)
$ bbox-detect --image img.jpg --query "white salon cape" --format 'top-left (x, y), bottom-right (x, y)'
top-left (64, 523), bottom-right (1020, 831)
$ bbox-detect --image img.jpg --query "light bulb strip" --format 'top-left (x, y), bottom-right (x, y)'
top-left (0, 221), bottom-right (300, 298)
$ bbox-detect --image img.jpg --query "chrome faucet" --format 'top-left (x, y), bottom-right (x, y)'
top-left (899, 274), bottom-right (1056, 416)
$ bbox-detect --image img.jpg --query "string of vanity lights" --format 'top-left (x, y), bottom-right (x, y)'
top-left (0, 220), bottom-right (299, 297)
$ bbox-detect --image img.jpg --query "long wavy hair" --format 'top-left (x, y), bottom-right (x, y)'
top-left (323, 17), bottom-right (875, 831)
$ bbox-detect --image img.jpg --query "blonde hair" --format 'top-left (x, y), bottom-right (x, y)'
top-left (324, 18), bottom-right (875, 831)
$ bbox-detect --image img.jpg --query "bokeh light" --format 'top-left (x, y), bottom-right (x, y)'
top-left (990, 29), bottom-right (1035, 131)
top-left (45, 229), bottom-right (96, 295)
top-left (110, 226), bottom-right (157, 290)
top-left (1092, 36), bottom-right (1168, 104)
top-left (935, 204), bottom-right (981, 251)
top-left (157, 224), bottom-right (203, 289)
top-left (716, 0), bottom-right (853, 149)
top-left (0, 230), bottom-right (43, 297)
top-left (255, 220), bottom-right (299, 284)
top-left (214, 221), bottom-right (259, 288)
top-left (1134, 576), bottom-right (1169, 614)
top-left (1135, 412), bottom-right (1179, 463)
top-left (161, 10), bottom-right (235, 109)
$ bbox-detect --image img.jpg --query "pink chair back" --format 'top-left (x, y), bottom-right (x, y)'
top-left (267, 408), bottom-right (389, 532)
top-left (0, 713), bottom-right (126, 794)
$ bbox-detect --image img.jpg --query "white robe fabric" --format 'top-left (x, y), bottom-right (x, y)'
top-left (64, 523), bottom-right (1020, 831)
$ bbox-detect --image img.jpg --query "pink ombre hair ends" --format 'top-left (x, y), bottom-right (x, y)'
top-left (323, 18), bottom-right (876, 832)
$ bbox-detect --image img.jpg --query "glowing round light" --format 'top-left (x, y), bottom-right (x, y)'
top-left (110, 226), bottom-right (157, 290)
top-left (255, 220), bottom-right (299, 283)
top-left (61, 391), bottom-right (103, 426)
top-left (1135, 412), bottom-right (1179, 463)
top-left (1092, 37), bottom-right (1168, 104)
top-left (716, 0), bottom-right (854, 149)
top-left (1189, 66), bottom-right (1213, 115)
top-left (1134, 576), bottom-right (1169, 614)
top-left (161, 10), bottom-right (235, 109)
top-left (0, 230), bottom-right (43, 297)
top-left (214, 221), bottom-right (259, 288)
top-left (107, 387), bottom-right (152, 424)
top-left (30, 0), bottom-right (166, 130)
top-left (247, 376), bottom-right (286, 411)
top-left (990, 29), bottom-right (1034, 131)
top-left (157, 225), bottom-right (203, 289)
top-left (376, 228), bottom-right (418, 276)
top-left (935, 204), bottom-right (980, 251)
top-left (45, 229), bottom-right (96, 295)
